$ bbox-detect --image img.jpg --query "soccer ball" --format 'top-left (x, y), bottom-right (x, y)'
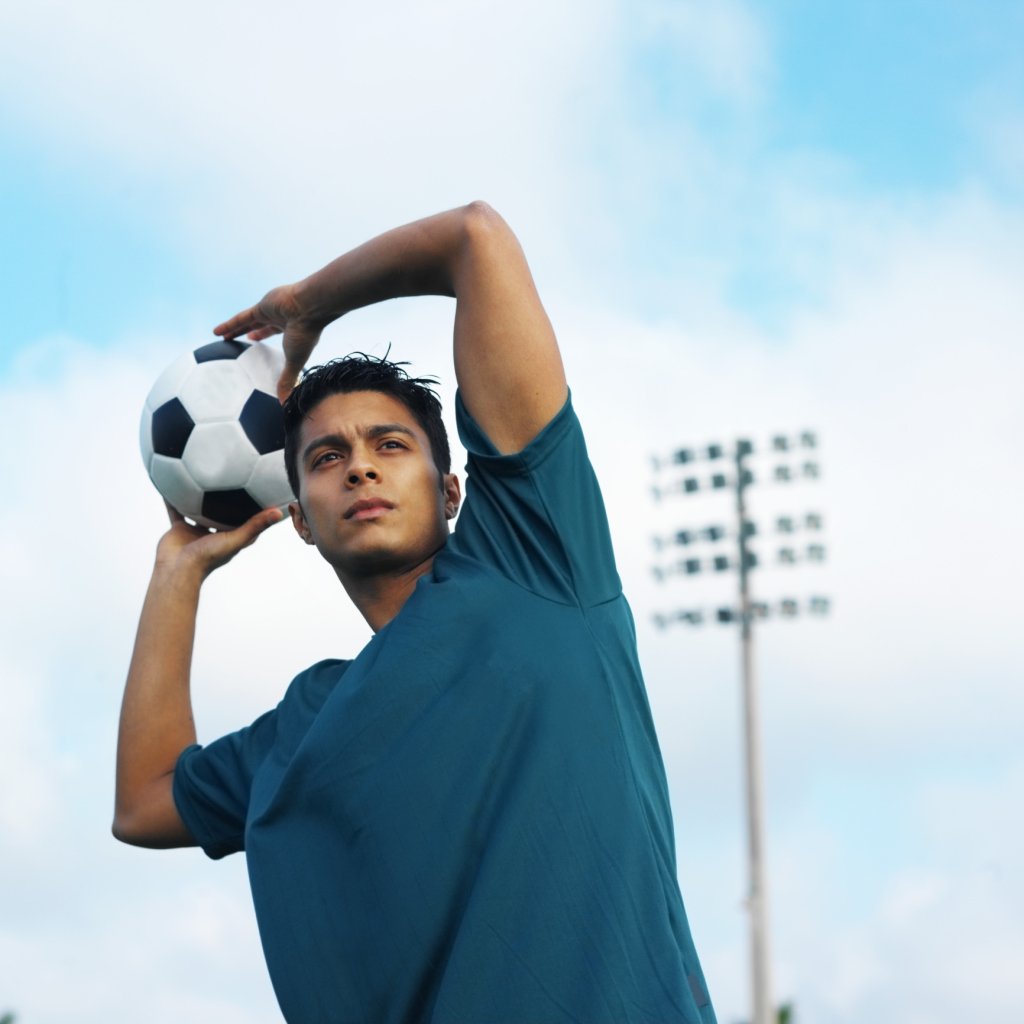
top-left (140, 340), bottom-right (295, 530)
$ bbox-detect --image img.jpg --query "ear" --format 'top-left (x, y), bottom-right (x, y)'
top-left (443, 474), bottom-right (461, 521)
top-left (289, 500), bottom-right (316, 545)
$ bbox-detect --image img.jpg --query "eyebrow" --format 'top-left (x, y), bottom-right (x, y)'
top-left (302, 423), bottom-right (417, 463)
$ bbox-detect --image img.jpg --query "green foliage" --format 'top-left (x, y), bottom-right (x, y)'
top-left (778, 1003), bottom-right (794, 1024)
top-left (0, 1011), bottom-right (16, 1024)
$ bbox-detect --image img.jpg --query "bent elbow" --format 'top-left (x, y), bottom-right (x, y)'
top-left (111, 805), bottom-right (160, 848)
top-left (461, 200), bottom-right (510, 245)
top-left (111, 810), bottom-right (140, 846)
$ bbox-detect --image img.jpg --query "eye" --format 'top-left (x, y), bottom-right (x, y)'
top-left (380, 439), bottom-right (407, 450)
top-left (312, 451), bottom-right (342, 468)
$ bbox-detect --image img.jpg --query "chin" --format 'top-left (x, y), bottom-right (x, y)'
top-left (331, 536), bottom-right (425, 577)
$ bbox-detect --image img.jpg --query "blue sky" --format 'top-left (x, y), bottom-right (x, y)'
top-left (4, 0), bottom-right (1023, 359)
top-left (1, 2), bottom-right (1023, 1023)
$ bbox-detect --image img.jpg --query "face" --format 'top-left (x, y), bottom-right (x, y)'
top-left (289, 391), bottom-right (460, 579)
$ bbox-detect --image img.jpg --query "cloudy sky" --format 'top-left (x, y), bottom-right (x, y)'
top-left (1, 1), bottom-right (1023, 1022)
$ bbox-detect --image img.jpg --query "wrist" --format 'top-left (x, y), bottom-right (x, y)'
top-left (151, 556), bottom-right (206, 596)
top-left (292, 275), bottom-right (346, 327)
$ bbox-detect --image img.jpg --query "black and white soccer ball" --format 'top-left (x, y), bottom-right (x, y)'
top-left (140, 340), bottom-right (295, 530)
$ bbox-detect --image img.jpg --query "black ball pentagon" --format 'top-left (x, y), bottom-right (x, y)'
top-left (193, 339), bottom-right (251, 362)
top-left (151, 398), bottom-right (195, 459)
top-left (239, 389), bottom-right (286, 454)
top-left (202, 488), bottom-right (263, 528)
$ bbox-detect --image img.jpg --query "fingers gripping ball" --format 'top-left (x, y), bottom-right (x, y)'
top-left (140, 341), bottom-right (295, 530)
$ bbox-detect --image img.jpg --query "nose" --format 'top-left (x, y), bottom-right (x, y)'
top-left (345, 445), bottom-right (379, 487)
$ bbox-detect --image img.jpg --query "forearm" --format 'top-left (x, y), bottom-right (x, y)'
top-left (294, 206), bottom-right (471, 327)
top-left (113, 563), bottom-right (202, 843)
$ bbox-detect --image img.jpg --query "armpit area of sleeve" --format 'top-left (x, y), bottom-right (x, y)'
top-left (455, 388), bottom-right (575, 472)
top-left (173, 744), bottom-right (246, 860)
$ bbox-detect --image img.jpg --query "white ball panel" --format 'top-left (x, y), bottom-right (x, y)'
top-left (145, 351), bottom-right (197, 412)
top-left (178, 360), bottom-right (253, 423)
top-left (246, 450), bottom-right (295, 508)
top-left (237, 342), bottom-right (286, 395)
top-left (139, 404), bottom-right (154, 472)
top-left (150, 455), bottom-right (204, 518)
top-left (182, 421), bottom-right (259, 489)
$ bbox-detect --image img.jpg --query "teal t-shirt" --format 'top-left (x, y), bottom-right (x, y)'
top-left (173, 392), bottom-right (716, 1024)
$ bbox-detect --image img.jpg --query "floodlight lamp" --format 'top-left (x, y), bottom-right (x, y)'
top-left (740, 469), bottom-right (754, 487)
top-left (714, 555), bottom-right (730, 572)
top-left (717, 607), bottom-right (735, 623)
top-left (807, 545), bottom-right (825, 562)
top-left (772, 436), bottom-right (788, 451)
top-left (801, 431), bottom-right (817, 448)
top-left (803, 461), bottom-right (820, 478)
top-left (685, 610), bottom-right (705, 625)
top-left (778, 547), bottom-right (796, 564)
top-left (743, 551), bottom-right (758, 569)
top-left (742, 521), bottom-right (757, 537)
top-left (704, 525), bottom-right (725, 541)
top-left (686, 558), bottom-right (701, 575)
top-left (707, 444), bottom-right (723, 460)
top-left (685, 478), bottom-right (699, 493)
top-left (809, 596), bottom-right (830, 615)
top-left (779, 599), bottom-right (798, 617)
top-left (674, 448), bottom-right (694, 464)
top-left (776, 516), bottom-right (794, 533)
top-left (774, 465), bottom-right (791, 482)
top-left (737, 439), bottom-right (754, 457)
top-left (805, 513), bottom-right (823, 530)
top-left (752, 602), bottom-right (769, 618)
top-left (676, 529), bottom-right (694, 546)
top-left (712, 473), bottom-right (727, 489)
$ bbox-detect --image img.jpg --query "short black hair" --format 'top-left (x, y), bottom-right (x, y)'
top-left (282, 353), bottom-right (451, 498)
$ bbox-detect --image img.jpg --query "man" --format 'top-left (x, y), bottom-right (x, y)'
top-left (114, 203), bottom-right (716, 1024)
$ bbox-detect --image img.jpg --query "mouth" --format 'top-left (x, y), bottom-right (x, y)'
top-left (344, 498), bottom-right (395, 521)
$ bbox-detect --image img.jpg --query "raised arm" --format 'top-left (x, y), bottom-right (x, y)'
top-left (113, 505), bottom-right (281, 848)
top-left (215, 203), bottom-right (567, 454)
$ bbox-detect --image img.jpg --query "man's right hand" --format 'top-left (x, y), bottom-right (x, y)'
top-left (156, 502), bottom-right (284, 582)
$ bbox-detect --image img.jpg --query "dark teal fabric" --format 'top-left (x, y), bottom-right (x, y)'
top-left (173, 392), bottom-right (716, 1024)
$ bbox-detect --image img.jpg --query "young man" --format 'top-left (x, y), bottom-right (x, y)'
top-left (114, 203), bottom-right (716, 1024)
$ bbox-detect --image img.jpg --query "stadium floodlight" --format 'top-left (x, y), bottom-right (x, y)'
top-left (649, 429), bottom-right (830, 1024)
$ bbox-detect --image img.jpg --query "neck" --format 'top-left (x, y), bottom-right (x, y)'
top-left (336, 547), bottom-right (443, 632)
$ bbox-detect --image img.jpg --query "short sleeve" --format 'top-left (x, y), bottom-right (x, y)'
top-left (173, 708), bottom-right (278, 860)
top-left (450, 389), bottom-right (621, 607)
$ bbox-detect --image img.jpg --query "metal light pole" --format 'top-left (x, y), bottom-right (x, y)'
top-left (651, 430), bottom-right (829, 1024)
top-left (735, 443), bottom-right (775, 1024)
